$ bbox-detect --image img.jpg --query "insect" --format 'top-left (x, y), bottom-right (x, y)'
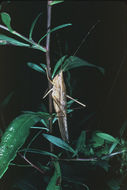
top-left (43, 69), bottom-right (86, 143)
top-left (43, 21), bottom-right (100, 143)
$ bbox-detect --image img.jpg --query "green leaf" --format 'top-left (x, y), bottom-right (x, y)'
top-left (96, 132), bottom-right (118, 143)
top-left (107, 179), bottom-right (121, 190)
top-left (120, 120), bottom-right (127, 137)
top-left (31, 126), bottom-right (49, 131)
top-left (67, 100), bottom-right (74, 108)
top-left (67, 109), bottom-right (74, 114)
top-left (39, 102), bottom-right (48, 112)
top-left (40, 118), bottom-right (49, 128)
top-left (50, 0), bottom-right (64, 6)
top-left (109, 142), bottom-right (118, 154)
top-left (27, 62), bottom-right (45, 73)
top-left (19, 148), bottom-right (58, 159)
top-left (76, 131), bottom-right (86, 153)
top-left (0, 34), bottom-right (30, 47)
top-left (22, 111), bottom-right (50, 119)
top-left (53, 55), bottom-right (104, 75)
top-left (29, 13), bottom-right (42, 40)
top-left (96, 160), bottom-right (110, 172)
top-left (0, 91), bottom-right (14, 109)
top-left (52, 55), bottom-right (67, 78)
top-left (40, 63), bottom-right (47, 71)
top-left (46, 161), bottom-right (61, 190)
top-left (92, 132), bottom-right (104, 148)
top-left (0, 112), bottom-right (44, 178)
top-left (1, 12), bottom-right (13, 32)
top-left (38, 24), bottom-right (72, 44)
top-left (52, 117), bottom-right (57, 124)
top-left (42, 134), bottom-right (76, 154)
top-left (62, 55), bottom-right (104, 74)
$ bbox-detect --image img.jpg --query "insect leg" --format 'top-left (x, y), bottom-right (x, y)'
top-left (43, 88), bottom-right (53, 99)
top-left (53, 96), bottom-right (66, 117)
top-left (66, 95), bottom-right (86, 107)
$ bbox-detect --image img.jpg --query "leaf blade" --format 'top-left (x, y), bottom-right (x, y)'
top-left (38, 24), bottom-right (72, 44)
top-left (52, 55), bottom-right (67, 78)
top-left (29, 13), bottom-right (42, 40)
top-left (62, 55), bottom-right (104, 74)
top-left (0, 112), bottom-right (48, 178)
top-left (19, 148), bottom-right (58, 159)
top-left (96, 132), bottom-right (118, 143)
top-left (27, 62), bottom-right (45, 73)
top-left (42, 134), bottom-right (76, 154)
top-left (50, 0), bottom-right (64, 6)
top-left (46, 161), bottom-right (61, 190)
top-left (1, 12), bottom-right (13, 32)
top-left (0, 34), bottom-right (30, 47)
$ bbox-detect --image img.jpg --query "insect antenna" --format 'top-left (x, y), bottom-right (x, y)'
top-left (62, 20), bottom-right (101, 72)
top-left (73, 20), bottom-right (100, 56)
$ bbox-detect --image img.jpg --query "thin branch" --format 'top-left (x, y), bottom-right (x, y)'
top-left (45, 0), bottom-right (53, 152)
top-left (0, 24), bottom-right (46, 52)
top-left (59, 149), bottom-right (127, 162)
top-left (18, 152), bottom-right (44, 174)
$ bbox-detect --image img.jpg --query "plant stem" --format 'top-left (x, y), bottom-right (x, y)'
top-left (46, 0), bottom-right (53, 152)
top-left (59, 149), bottom-right (127, 162)
top-left (18, 152), bottom-right (44, 174)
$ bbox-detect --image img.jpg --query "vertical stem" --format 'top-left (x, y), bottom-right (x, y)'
top-left (46, 0), bottom-right (53, 152)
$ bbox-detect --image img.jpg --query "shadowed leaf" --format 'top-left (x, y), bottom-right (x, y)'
top-left (42, 134), bottom-right (76, 154)
top-left (96, 132), bottom-right (119, 143)
top-left (53, 55), bottom-right (104, 75)
top-left (19, 148), bottom-right (58, 159)
top-left (46, 161), bottom-right (61, 190)
top-left (0, 91), bottom-right (14, 109)
top-left (63, 55), bottom-right (104, 74)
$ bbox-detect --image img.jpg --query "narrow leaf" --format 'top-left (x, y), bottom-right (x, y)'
top-left (0, 112), bottom-right (43, 178)
top-left (40, 63), bottom-right (47, 71)
top-left (120, 120), bottom-right (127, 137)
top-left (109, 142), bottom-right (118, 154)
top-left (92, 132), bottom-right (104, 148)
top-left (27, 62), bottom-right (45, 73)
top-left (40, 119), bottom-right (48, 127)
top-left (1, 12), bottom-right (13, 32)
top-left (76, 131), bottom-right (86, 153)
top-left (42, 134), bottom-right (76, 154)
top-left (67, 100), bottom-right (74, 108)
top-left (107, 179), bottom-right (121, 190)
top-left (56, 55), bottom-right (104, 74)
top-left (0, 34), bottom-right (30, 47)
top-left (96, 132), bottom-right (119, 143)
top-left (50, 0), bottom-right (64, 6)
top-left (0, 91), bottom-right (14, 109)
top-left (19, 148), bottom-right (58, 159)
top-left (31, 126), bottom-right (49, 131)
top-left (52, 55), bottom-right (67, 78)
top-left (46, 161), bottom-right (61, 190)
top-left (96, 160), bottom-right (110, 172)
top-left (38, 24), bottom-right (72, 44)
top-left (29, 13), bottom-right (42, 40)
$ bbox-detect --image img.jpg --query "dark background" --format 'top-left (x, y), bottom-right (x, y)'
top-left (0, 1), bottom-right (127, 189)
